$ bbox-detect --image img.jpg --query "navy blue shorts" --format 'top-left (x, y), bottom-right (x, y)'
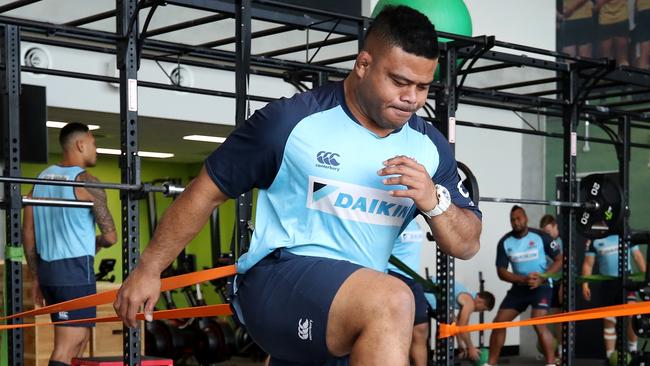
top-left (388, 271), bottom-right (429, 325)
top-left (550, 281), bottom-right (561, 308)
top-left (637, 10), bottom-right (650, 42)
top-left (599, 20), bottom-right (629, 39)
top-left (232, 248), bottom-right (362, 364)
top-left (499, 285), bottom-right (553, 313)
top-left (40, 284), bottom-right (96, 327)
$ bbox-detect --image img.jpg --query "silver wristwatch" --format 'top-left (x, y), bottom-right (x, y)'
top-left (421, 184), bottom-right (451, 219)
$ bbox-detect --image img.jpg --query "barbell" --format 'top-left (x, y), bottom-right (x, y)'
top-left (0, 176), bottom-right (184, 197)
top-left (456, 163), bottom-right (623, 239)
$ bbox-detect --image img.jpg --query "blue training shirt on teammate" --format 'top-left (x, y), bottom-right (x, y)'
top-left (387, 220), bottom-right (425, 278)
top-left (32, 165), bottom-right (96, 285)
top-left (426, 278), bottom-right (475, 310)
top-left (585, 234), bottom-right (639, 276)
top-left (496, 228), bottom-right (560, 278)
top-left (205, 81), bottom-right (481, 273)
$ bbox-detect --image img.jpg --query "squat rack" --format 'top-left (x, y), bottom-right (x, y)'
top-left (1, 1), bottom-right (649, 366)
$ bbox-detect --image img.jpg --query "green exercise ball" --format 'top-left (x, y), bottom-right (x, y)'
top-left (371, 0), bottom-right (473, 79)
top-left (371, 0), bottom-right (473, 41)
top-left (608, 350), bottom-right (632, 366)
top-left (474, 347), bottom-right (489, 366)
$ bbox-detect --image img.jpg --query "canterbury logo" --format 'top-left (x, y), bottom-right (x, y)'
top-left (298, 318), bottom-right (312, 341)
top-left (316, 151), bottom-right (340, 166)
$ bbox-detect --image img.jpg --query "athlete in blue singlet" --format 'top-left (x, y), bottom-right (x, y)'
top-left (581, 234), bottom-right (647, 359)
top-left (487, 206), bottom-right (562, 366)
top-left (115, 6), bottom-right (482, 365)
top-left (387, 219), bottom-right (429, 366)
top-left (22, 123), bottom-right (116, 366)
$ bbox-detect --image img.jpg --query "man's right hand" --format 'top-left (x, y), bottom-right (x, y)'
top-left (32, 277), bottom-right (45, 308)
top-left (467, 347), bottom-right (481, 361)
top-left (582, 283), bottom-right (591, 301)
top-left (527, 272), bottom-right (543, 289)
top-left (114, 265), bottom-right (161, 328)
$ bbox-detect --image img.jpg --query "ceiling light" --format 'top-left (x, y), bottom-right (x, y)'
top-left (96, 148), bottom-right (120, 155)
top-left (47, 121), bottom-right (100, 130)
top-left (96, 148), bottom-right (174, 159)
top-left (138, 151), bottom-right (175, 159)
top-left (183, 134), bottom-right (227, 143)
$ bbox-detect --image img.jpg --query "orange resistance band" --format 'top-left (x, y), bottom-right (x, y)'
top-left (439, 300), bottom-right (650, 339)
top-left (0, 304), bottom-right (233, 331)
top-left (1, 264), bottom-right (237, 321)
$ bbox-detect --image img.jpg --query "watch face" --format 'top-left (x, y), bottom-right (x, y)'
top-left (436, 185), bottom-right (451, 209)
top-left (437, 186), bottom-right (450, 201)
top-left (442, 188), bottom-right (451, 202)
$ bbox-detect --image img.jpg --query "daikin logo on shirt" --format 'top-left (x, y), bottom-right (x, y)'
top-left (306, 176), bottom-right (412, 226)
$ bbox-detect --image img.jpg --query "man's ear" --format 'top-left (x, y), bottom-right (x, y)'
top-left (353, 50), bottom-right (372, 78)
top-left (75, 138), bottom-right (85, 153)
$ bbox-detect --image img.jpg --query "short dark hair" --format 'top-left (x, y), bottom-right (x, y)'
top-left (59, 122), bottom-right (90, 149)
top-left (511, 205), bottom-right (525, 215)
top-left (366, 5), bottom-right (439, 59)
top-left (539, 214), bottom-right (557, 228)
top-left (476, 291), bottom-right (495, 311)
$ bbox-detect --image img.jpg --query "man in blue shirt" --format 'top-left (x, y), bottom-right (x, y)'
top-left (539, 214), bottom-right (564, 362)
top-left (114, 6), bottom-right (482, 365)
top-left (387, 219), bottom-right (428, 366)
top-left (22, 123), bottom-right (117, 366)
top-left (487, 206), bottom-right (562, 366)
top-left (581, 234), bottom-right (646, 359)
top-left (389, 220), bottom-right (495, 365)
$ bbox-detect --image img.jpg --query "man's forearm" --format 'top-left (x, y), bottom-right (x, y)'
top-left (96, 235), bottom-right (114, 249)
top-left (426, 205), bottom-right (481, 260)
top-left (24, 246), bottom-right (38, 277)
top-left (137, 174), bottom-right (227, 275)
top-left (460, 332), bottom-right (474, 349)
top-left (499, 269), bottom-right (527, 285)
top-left (547, 256), bottom-right (563, 274)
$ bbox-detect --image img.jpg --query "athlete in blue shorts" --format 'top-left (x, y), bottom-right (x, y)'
top-left (387, 219), bottom-right (429, 366)
top-left (540, 214), bottom-right (564, 361)
top-left (581, 234), bottom-right (647, 359)
top-left (426, 280), bottom-right (495, 362)
top-left (114, 6), bottom-right (482, 365)
top-left (22, 123), bottom-right (117, 366)
top-left (487, 206), bottom-right (562, 366)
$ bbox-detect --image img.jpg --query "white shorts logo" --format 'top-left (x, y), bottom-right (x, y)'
top-left (58, 311), bottom-right (69, 320)
top-left (298, 318), bottom-right (313, 341)
top-left (306, 176), bottom-right (413, 227)
top-left (400, 230), bottom-right (424, 243)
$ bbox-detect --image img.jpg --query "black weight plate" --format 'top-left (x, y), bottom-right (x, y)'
top-left (577, 174), bottom-right (623, 239)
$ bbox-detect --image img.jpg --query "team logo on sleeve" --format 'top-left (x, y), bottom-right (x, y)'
top-left (306, 176), bottom-right (413, 226)
top-left (550, 240), bottom-right (559, 250)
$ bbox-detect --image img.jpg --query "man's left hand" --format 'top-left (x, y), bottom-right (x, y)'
top-left (378, 155), bottom-right (437, 212)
